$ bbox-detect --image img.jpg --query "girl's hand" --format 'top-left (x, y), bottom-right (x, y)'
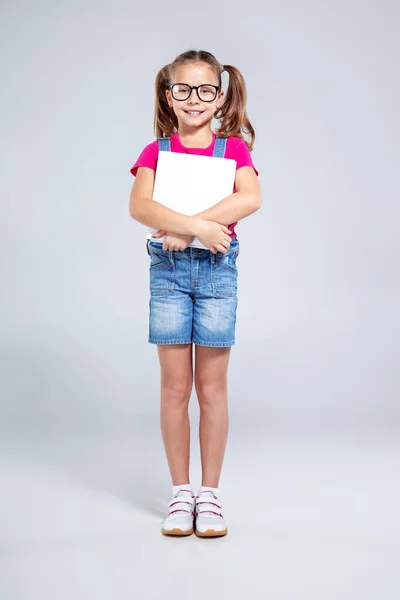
top-left (195, 220), bottom-right (232, 254)
top-left (152, 230), bottom-right (194, 251)
top-left (164, 233), bottom-right (194, 251)
top-left (152, 220), bottom-right (232, 254)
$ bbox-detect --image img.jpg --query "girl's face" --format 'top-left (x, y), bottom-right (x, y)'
top-left (166, 63), bottom-right (224, 129)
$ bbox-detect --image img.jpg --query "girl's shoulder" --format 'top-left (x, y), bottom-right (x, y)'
top-left (226, 135), bottom-right (243, 144)
top-left (130, 140), bottom-right (159, 177)
top-left (145, 139), bottom-right (160, 152)
top-left (225, 136), bottom-right (258, 175)
top-left (226, 135), bottom-right (250, 150)
top-left (225, 135), bottom-right (252, 159)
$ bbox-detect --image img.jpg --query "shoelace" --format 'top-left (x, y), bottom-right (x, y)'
top-left (168, 489), bottom-right (195, 516)
top-left (195, 490), bottom-right (224, 518)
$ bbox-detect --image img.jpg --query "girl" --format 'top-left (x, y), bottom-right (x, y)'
top-left (129, 50), bottom-right (261, 537)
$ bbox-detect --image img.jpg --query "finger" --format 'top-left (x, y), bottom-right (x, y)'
top-left (153, 230), bottom-right (167, 238)
top-left (222, 239), bottom-right (231, 249)
top-left (217, 244), bottom-right (227, 254)
top-left (222, 226), bottom-right (231, 234)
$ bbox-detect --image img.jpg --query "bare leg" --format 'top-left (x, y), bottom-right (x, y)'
top-left (158, 344), bottom-right (193, 485)
top-left (194, 346), bottom-right (231, 488)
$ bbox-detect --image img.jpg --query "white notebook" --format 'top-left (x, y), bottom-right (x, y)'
top-left (147, 151), bottom-right (237, 249)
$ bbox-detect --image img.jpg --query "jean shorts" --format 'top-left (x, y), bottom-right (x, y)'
top-left (146, 238), bottom-right (239, 347)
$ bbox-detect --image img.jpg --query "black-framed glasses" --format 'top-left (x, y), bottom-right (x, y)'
top-left (169, 83), bottom-right (220, 102)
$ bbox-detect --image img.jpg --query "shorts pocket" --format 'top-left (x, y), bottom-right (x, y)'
top-left (211, 250), bottom-right (238, 297)
top-left (149, 247), bottom-right (175, 296)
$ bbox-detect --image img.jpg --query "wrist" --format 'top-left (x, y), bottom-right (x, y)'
top-left (189, 217), bottom-right (205, 237)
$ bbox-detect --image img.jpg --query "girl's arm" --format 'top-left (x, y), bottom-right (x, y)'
top-left (194, 166), bottom-right (262, 225)
top-left (129, 166), bottom-right (202, 236)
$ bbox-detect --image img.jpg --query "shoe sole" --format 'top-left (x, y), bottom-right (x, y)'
top-left (195, 528), bottom-right (228, 538)
top-left (161, 527), bottom-right (194, 536)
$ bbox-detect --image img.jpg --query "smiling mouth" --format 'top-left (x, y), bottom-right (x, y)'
top-left (184, 110), bottom-right (204, 116)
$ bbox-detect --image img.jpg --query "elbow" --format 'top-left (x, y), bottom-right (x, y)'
top-left (129, 196), bottom-right (143, 222)
top-left (252, 192), bottom-right (262, 212)
top-left (130, 205), bottom-right (141, 221)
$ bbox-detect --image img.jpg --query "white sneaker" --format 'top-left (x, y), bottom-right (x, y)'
top-left (194, 490), bottom-right (228, 537)
top-left (161, 489), bottom-right (195, 536)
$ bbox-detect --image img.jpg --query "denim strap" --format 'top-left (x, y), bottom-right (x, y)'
top-left (158, 137), bottom-right (171, 152)
top-left (212, 137), bottom-right (227, 158)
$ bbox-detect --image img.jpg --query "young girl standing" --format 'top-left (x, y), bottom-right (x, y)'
top-left (129, 50), bottom-right (261, 537)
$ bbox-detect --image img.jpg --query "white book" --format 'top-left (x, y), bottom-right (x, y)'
top-left (147, 151), bottom-right (237, 249)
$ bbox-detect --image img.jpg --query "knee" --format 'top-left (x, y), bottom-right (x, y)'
top-left (195, 378), bottom-right (226, 409)
top-left (161, 379), bottom-right (193, 409)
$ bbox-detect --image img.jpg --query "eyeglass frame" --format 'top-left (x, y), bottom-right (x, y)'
top-left (168, 83), bottom-right (221, 103)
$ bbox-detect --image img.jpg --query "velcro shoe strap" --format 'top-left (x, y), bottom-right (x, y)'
top-left (168, 497), bottom-right (195, 509)
top-left (195, 497), bottom-right (222, 509)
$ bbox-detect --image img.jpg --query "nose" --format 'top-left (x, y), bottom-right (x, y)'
top-left (187, 88), bottom-right (199, 103)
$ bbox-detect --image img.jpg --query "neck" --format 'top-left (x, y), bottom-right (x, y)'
top-left (177, 123), bottom-right (214, 148)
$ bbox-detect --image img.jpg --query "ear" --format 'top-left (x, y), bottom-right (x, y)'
top-left (165, 89), bottom-right (173, 108)
top-left (216, 89), bottom-right (225, 108)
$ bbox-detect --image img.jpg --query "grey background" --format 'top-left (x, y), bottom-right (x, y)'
top-left (1, 0), bottom-right (399, 598)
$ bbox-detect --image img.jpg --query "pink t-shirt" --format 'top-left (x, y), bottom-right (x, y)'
top-left (130, 131), bottom-right (258, 238)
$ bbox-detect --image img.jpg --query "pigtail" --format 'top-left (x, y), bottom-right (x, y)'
top-left (215, 65), bottom-right (255, 152)
top-left (153, 64), bottom-right (178, 139)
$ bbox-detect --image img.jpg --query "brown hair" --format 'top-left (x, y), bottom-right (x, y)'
top-left (153, 50), bottom-right (255, 151)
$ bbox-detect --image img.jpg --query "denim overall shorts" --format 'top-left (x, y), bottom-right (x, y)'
top-left (146, 136), bottom-right (239, 347)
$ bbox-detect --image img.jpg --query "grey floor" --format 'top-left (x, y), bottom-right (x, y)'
top-left (1, 418), bottom-right (399, 600)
